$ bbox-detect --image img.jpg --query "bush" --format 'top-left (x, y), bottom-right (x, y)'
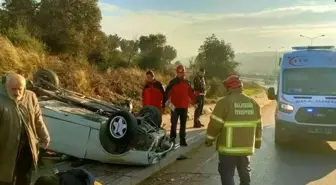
top-left (206, 78), bottom-right (226, 98)
top-left (0, 37), bottom-right (44, 76)
top-left (206, 78), bottom-right (264, 99)
top-left (4, 26), bottom-right (45, 53)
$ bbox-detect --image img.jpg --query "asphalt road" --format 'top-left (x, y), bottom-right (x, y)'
top-left (140, 102), bottom-right (336, 185)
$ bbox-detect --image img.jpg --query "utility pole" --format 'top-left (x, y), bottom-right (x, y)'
top-left (300, 34), bottom-right (325, 46)
top-left (268, 46), bottom-right (284, 74)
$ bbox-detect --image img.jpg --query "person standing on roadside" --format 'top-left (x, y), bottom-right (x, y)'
top-left (205, 75), bottom-right (262, 185)
top-left (164, 65), bottom-right (195, 146)
top-left (0, 73), bottom-right (50, 185)
top-left (193, 67), bottom-right (206, 128)
top-left (142, 70), bottom-right (165, 113)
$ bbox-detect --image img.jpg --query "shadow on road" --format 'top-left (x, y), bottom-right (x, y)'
top-left (260, 126), bottom-right (336, 185)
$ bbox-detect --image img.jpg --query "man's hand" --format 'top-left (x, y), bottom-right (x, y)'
top-left (205, 139), bottom-right (213, 147)
top-left (40, 137), bottom-right (50, 149)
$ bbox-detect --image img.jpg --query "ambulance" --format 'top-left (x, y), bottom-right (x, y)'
top-left (267, 46), bottom-right (336, 144)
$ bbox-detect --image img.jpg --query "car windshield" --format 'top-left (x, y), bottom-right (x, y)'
top-left (282, 68), bottom-right (336, 96)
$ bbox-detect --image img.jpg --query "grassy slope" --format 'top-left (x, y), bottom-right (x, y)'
top-left (0, 36), bottom-right (264, 111)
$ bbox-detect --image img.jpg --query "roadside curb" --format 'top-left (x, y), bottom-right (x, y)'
top-left (114, 130), bottom-right (205, 185)
top-left (115, 99), bottom-right (274, 185)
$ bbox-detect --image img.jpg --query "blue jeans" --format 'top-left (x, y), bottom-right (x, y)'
top-left (218, 154), bottom-right (251, 185)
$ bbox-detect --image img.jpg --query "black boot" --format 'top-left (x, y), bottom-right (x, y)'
top-left (193, 121), bottom-right (204, 128)
top-left (170, 137), bottom-right (176, 145)
top-left (180, 139), bottom-right (188, 147)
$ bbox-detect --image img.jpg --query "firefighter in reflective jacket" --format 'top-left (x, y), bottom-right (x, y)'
top-left (205, 75), bottom-right (262, 185)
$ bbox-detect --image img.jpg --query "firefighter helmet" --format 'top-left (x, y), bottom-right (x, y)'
top-left (176, 65), bottom-right (185, 73)
top-left (223, 75), bottom-right (243, 88)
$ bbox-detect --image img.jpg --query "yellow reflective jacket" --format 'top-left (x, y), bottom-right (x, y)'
top-left (206, 92), bottom-right (262, 156)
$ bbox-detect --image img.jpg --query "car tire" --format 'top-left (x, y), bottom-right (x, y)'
top-left (33, 69), bottom-right (60, 90)
top-left (139, 106), bottom-right (162, 128)
top-left (107, 111), bottom-right (138, 145)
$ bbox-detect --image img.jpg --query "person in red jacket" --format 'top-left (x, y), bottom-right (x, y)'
top-left (142, 70), bottom-right (165, 112)
top-left (164, 65), bottom-right (195, 146)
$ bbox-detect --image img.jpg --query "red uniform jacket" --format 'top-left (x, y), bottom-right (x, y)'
top-left (142, 80), bottom-right (165, 110)
top-left (164, 77), bottom-right (195, 109)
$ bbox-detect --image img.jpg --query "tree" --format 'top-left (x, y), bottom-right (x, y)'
top-left (195, 34), bottom-right (238, 79)
top-left (35, 0), bottom-right (102, 55)
top-left (138, 33), bottom-right (177, 70)
top-left (174, 61), bottom-right (182, 65)
top-left (162, 45), bottom-right (177, 65)
top-left (107, 34), bottom-right (121, 50)
top-left (1, 0), bottom-right (38, 30)
top-left (119, 39), bottom-right (139, 64)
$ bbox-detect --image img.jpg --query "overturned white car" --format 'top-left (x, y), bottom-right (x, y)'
top-left (29, 69), bottom-right (174, 166)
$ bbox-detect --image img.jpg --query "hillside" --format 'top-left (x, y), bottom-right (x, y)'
top-left (179, 51), bottom-right (285, 75)
top-left (235, 51), bottom-right (285, 75)
top-left (0, 36), bottom-right (264, 111)
top-left (0, 36), bottom-right (170, 110)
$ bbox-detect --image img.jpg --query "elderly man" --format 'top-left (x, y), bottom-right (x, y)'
top-left (0, 73), bottom-right (50, 185)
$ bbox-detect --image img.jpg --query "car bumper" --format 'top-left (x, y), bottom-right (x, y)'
top-left (276, 119), bottom-right (336, 141)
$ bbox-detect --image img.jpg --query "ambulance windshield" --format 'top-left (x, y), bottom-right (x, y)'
top-left (282, 68), bottom-right (336, 96)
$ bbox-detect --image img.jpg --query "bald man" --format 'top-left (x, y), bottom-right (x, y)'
top-left (0, 73), bottom-right (50, 185)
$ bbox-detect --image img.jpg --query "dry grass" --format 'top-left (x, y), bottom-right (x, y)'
top-left (0, 37), bottom-right (44, 77)
top-left (0, 36), bottom-right (263, 112)
top-left (0, 36), bottom-right (171, 110)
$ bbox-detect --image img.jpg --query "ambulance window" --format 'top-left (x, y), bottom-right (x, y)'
top-left (283, 68), bottom-right (336, 96)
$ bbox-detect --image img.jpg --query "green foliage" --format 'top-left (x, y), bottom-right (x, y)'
top-left (0, 1), bottom-right (249, 100)
top-left (4, 26), bottom-right (44, 53)
top-left (206, 78), bottom-right (226, 98)
top-left (137, 34), bottom-right (177, 71)
top-left (36, 0), bottom-right (102, 55)
top-left (206, 79), bottom-right (263, 99)
top-left (196, 34), bottom-right (239, 80)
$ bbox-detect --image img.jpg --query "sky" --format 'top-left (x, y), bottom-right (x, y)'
top-left (98, 0), bottom-right (336, 60)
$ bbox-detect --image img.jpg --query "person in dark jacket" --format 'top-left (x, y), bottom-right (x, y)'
top-left (164, 65), bottom-right (195, 146)
top-left (142, 70), bottom-right (165, 112)
top-left (34, 169), bottom-right (102, 185)
top-left (193, 67), bottom-right (206, 128)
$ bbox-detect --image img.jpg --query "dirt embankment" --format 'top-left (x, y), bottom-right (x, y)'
top-left (0, 36), bottom-right (265, 111)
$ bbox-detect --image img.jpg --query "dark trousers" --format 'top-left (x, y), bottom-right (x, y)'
top-left (14, 144), bottom-right (33, 185)
top-left (218, 155), bottom-right (251, 185)
top-left (0, 144), bottom-right (33, 185)
top-left (170, 108), bottom-right (188, 140)
top-left (194, 95), bottom-right (204, 125)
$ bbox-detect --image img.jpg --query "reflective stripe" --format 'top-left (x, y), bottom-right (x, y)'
top-left (210, 114), bottom-right (225, 124)
top-left (226, 127), bottom-right (232, 147)
top-left (218, 146), bottom-right (254, 154)
top-left (255, 137), bottom-right (262, 141)
top-left (224, 120), bottom-right (260, 127)
top-left (207, 135), bottom-right (215, 140)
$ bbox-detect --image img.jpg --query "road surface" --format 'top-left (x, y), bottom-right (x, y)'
top-left (140, 102), bottom-right (336, 185)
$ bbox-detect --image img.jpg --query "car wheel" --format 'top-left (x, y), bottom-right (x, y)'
top-left (33, 69), bottom-right (60, 90)
top-left (139, 106), bottom-right (162, 128)
top-left (107, 111), bottom-right (138, 144)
